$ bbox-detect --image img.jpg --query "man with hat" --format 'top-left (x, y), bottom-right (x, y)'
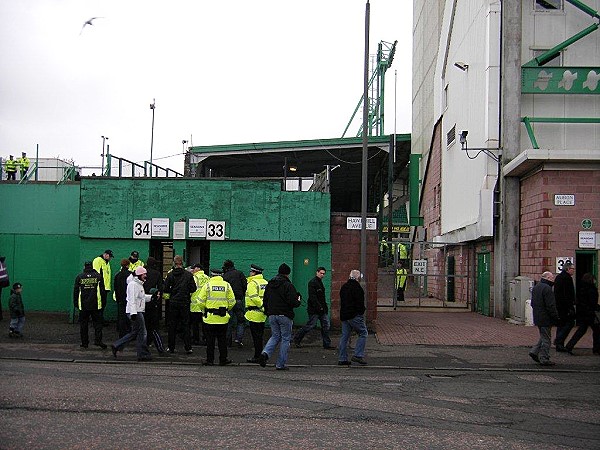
top-left (245, 264), bottom-right (268, 363)
top-left (222, 259), bottom-right (247, 347)
top-left (17, 152), bottom-right (29, 179)
top-left (198, 267), bottom-right (236, 365)
top-left (93, 250), bottom-right (114, 323)
top-left (8, 282), bottom-right (25, 338)
top-left (73, 261), bottom-right (106, 349)
top-left (258, 263), bottom-right (301, 370)
top-left (5, 155), bottom-right (17, 180)
top-left (554, 261), bottom-right (576, 352)
top-left (128, 250), bottom-right (144, 272)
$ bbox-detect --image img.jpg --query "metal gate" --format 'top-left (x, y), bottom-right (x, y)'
top-left (377, 240), bottom-right (474, 309)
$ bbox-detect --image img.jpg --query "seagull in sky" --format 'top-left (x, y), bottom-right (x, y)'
top-left (79, 17), bottom-right (104, 35)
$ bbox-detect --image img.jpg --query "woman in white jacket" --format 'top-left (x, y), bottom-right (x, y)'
top-left (111, 267), bottom-right (153, 361)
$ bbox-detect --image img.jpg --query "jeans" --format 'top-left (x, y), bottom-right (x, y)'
top-left (555, 320), bottom-right (575, 347)
top-left (339, 315), bottom-right (368, 362)
top-left (113, 312), bottom-right (151, 359)
top-left (249, 321), bottom-right (265, 358)
top-left (205, 323), bottom-right (228, 364)
top-left (227, 299), bottom-right (246, 344)
top-left (530, 326), bottom-right (552, 363)
top-left (294, 313), bottom-right (332, 347)
top-left (79, 309), bottom-right (103, 346)
top-left (263, 315), bottom-right (293, 369)
top-left (9, 316), bottom-right (25, 334)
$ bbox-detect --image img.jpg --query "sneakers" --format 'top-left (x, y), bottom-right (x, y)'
top-left (167, 348), bottom-right (176, 354)
top-left (234, 340), bottom-right (244, 348)
top-left (246, 357), bottom-right (260, 364)
top-left (528, 352), bottom-right (540, 363)
top-left (275, 366), bottom-right (289, 371)
top-left (338, 360), bottom-right (351, 366)
top-left (258, 352), bottom-right (268, 367)
top-left (186, 348), bottom-right (193, 355)
top-left (351, 356), bottom-right (368, 365)
top-left (94, 342), bottom-right (108, 350)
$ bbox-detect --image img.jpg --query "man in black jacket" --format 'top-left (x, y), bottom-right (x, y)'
top-left (338, 270), bottom-right (368, 366)
top-left (293, 267), bottom-right (335, 349)
top-left (529, 271), bottom-right (560, 366)
top-left (73, 261), bottom-right (106, 350)
top-left (554, 262), bottom-right (576, 352)
top-left (163, 255), bottom-right (197, 354)
top-left (222, 259), bottom-right (247, 347)
top-left (258, 263), bottom-right (301, 370)
top-left (144, 257), bottom-right (165, 353)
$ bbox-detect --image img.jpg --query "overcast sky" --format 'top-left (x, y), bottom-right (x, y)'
top-left (0, 0), bottom-right (412, 174)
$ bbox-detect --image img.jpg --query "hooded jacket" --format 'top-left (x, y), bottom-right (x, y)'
top-left (9, 288), bottom-right (25, 318)
top-left (163, 267), bottom-right (197, 305)
top-left (263, 274), bottom-right (301, 320)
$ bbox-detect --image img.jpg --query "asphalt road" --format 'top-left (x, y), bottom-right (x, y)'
top-left (1, 358), bottom-right (599, 449)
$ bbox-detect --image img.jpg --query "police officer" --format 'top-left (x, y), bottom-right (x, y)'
top-left (17, 152), bottom-right (29, 179)
top-left (190, 263), bottom-right (210, 345)
top-left (245, 264), bottom-right (268, 363)
top-left (73, 261), bottom-right (106, 349)
top-left (5, 155), bottom-right (17, 180)
top-left (395, 262), bottom-right (408, 302)
top-left (128, 251), bottom-right (144, 272)
top-left (199, 268), bottom-right (236, 366)
top-left (93, 250), bottom-right (113, 323)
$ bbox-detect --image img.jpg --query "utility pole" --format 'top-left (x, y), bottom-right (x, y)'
top-left (361, 0), bottom-right (370, 288)
top-left (149, 99), bottom-right (156, 176)
top-left (101, 136), bottom-right (108, 175)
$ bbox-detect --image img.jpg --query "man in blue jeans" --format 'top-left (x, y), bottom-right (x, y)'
top-left (338, 269), bottom-right (368, 366)
top-left (259, 263), bottom-right (301, 370)
top-left (293, 267), bottom-right (335, 349)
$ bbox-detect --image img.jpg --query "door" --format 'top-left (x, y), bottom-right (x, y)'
top-left (476, 252), bottom-right (490, 316)
top-left (292, 243), bottom-right (318, 326)
top-left (575, 251), bottom-right (598, 292)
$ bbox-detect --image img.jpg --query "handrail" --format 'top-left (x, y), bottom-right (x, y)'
top-left (521, 116), bottom-right (600, 149)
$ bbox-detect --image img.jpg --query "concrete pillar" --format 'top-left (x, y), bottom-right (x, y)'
top-left (495, 0), bottom-right (521, 318)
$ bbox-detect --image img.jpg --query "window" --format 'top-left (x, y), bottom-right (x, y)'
top-left (534, 0), bottom-right (563, 11)
top-left (447, 125), bottom-right (456, 147)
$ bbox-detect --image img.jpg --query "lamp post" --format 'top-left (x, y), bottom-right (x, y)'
top-left (101, 136), bottom-right (108, 175)
top-left (149, 99), bottom-right (156, 176)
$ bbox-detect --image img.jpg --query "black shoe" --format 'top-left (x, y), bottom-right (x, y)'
top-left (111, 345), bottom-right (118, 358)
top-left (529, 352), bottom-right (540, 363)
top-left (539, 360), bottom-right (556, 366)
top-left (556, 345), bottom-right (568, 353)
top-left (259, 352), bottom-right (268, 367)
top-left (338, 360), bottom-right (351, 366)
top-left (323, 346), bottom-right (336, 350)
top-left (80, 343), bottom-right (88, 349)
top-left (94, 342), bottom-right (108, 350)
top-left (137, 356), bottom-right (152, 362)
top-left (219, 359), bottom-right (233, 366)
top-left (351, 356), bottom-right (368, 365)
top-left (202, 361), bottom-right (214, 366)
top-left (565, 347), bottom-right (575, 355)
top-left (167, 348), bottom-right (176, 354)
top-left (186, 348), bottom-right (193, 355)
top-left (593, 350), bottom-right (600, 355)
top-left (247, 357), bottom-right (260, 364)
top-left (234, 340), bottom-right (244, 348)
top-left (275, 366), bottom-right (289, 371)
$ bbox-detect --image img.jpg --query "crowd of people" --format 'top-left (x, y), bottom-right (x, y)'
top-left (72, 250), bottom-right (369, 368)
top-left (2, 152), bottom-right (30, 180)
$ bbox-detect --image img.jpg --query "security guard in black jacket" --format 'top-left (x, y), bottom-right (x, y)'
top-left (73, 261), bottom-right (106, 350)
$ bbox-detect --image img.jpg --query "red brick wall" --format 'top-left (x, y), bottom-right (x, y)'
top-left (330, 213), bottom-right (379, 330)
top-left (520, 169), bottom-right (600, 279)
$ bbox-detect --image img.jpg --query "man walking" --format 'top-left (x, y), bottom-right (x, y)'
top-left (73, 261), bottom-right (106, 350)
top-left (245, 264), bottom-right (268, 363)
top-left (293, 267), bottom-right (335, 349)
top-left (338, 270), bottom-right (368, 366)
top-left (554, 262), bottom-right (576, 352)
top-left (163, 255), bottom-right (197, 354)
top-left (198, 268), bottom-right (236, 366)
top-left (530, 271), bottom-right (560, 366)
top-left (222, 259), bottom-right (247, 347)
top-left (259, 263), bottom-right (301, 370)
top-left (113, 258), bottom-right (131, 338)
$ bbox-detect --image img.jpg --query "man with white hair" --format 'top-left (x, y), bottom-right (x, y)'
top-left (529, 271), bottom-right (560, 366)
top-left (338, 269), bottom-right (368, 366)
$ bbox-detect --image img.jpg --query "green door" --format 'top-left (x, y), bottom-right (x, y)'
top-left (292, 243), bottom-right (318, 326)
top-left (476, 252), bottom-right (491, 316)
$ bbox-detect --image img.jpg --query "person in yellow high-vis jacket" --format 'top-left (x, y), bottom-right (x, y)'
top-left (92, 249), bottom-right (113, 322)
top-left (396, 262), bottom-right (408, 302)
top-left (190, 263), bottom-right (210, 345)
top-left (17, 152), bottom-right (30, 179)
top-left (198, 267), bottom-right (235, 366)
top-left (244, 264), bottom-right (268, 363)
top-left (5, 155), bottom-right (17, 180)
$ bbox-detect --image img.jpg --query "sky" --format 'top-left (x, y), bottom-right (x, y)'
top-left (0, 0), bottom-right (412, 175)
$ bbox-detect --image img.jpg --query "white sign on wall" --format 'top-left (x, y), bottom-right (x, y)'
top-left (556, 256), bottom-right (573, 273)
top-left (206, 221), bottom-right (226, 240)
top-left (346, 217), bottom-right (377, 230)
top-left (412, 259), bottom-right (427, 275)
top-left (133, 220), bottom-right (151, 239)
top-left (173, 222), bottom-right (186, 240)
top-left (579, 231), bottom-right (596, 249)
top-left (554, 194), bottom-right (575, 206)
top-left (188, 219), bottom-right (207, 238)
top-left (151, 218), bottom-right (170, 237)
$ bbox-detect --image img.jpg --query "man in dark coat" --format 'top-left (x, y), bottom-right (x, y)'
top-left (73, 261), bottom-right (106, 350)
top-left (113, 258), bottom-right (132, 338)
top-left (144, 257), bottom-right (165, 353)
top-left (529, 271), bottom-right (560, 366)
top-left (163, 255), bottom-right (197, 354)
top-left (554, 262), bottom-right (576, 352)
top-left (258, 263), bottom-right (301, 370)
top-left (565, 273), bottom-right (600, 354)
top-left (222, 259), bottom-right (247, 347)
top-left (293, 267), bottom-right (334, 349)
top-left (338, 269), bottom-right (368, 366)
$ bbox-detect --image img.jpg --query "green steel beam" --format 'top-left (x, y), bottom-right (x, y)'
top-left (521, 116), bottom-right (600, 149)
top-left (409, 153), bottom-right (423, 226)
top-left (565, 0), bottom-right (600, 20)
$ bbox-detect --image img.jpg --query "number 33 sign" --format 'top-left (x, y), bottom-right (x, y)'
top-left (206, 221), bottom-right (225, 240)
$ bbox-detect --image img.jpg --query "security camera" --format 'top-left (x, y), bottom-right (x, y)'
top-left (459, 130), bottom-right (468, 145)
top-left (454, 62), bottom-right (469, 71)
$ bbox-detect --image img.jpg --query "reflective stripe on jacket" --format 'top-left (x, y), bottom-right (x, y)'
top-left (244, 274), bottom-right (267, 323)
top-left (93, 255), bottom-right (112, 290)
top-left (198, 276), bottom-right (235, 324)
top-left (190, 270), bottom-right (210, 312)
top-left (395, 268), bottom-right (407, 289)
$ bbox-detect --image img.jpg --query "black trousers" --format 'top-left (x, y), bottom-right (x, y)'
top-left (79, 309), bottom-right (103, 345)
top-left (99, 289), bottom-right (109, 320)
top-left (249, 321), bottom-right (265, 358)
top-left (205, 323), bottom-right (228, 363)
top-left (190, 312), bottom-right (206, 344)
top-left (168, 302), bottom-right (191, 351)
top-left (397, 286), bottom-right (405, 302)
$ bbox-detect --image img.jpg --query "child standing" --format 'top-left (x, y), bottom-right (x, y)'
top-left (9, 282), bottom-right (25, 338)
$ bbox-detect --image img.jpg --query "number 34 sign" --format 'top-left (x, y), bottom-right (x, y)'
top-left (133, 220), bottom-right (151, 239)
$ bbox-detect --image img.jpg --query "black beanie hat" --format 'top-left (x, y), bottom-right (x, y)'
top-left (278, 263), bottom-right (291, 275)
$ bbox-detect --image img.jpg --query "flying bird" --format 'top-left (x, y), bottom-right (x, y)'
top-left (79, 17), bottom-right (104, 35)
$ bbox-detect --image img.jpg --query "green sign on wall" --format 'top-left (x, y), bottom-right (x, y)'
top-left (522, 67), bottom-right (600, 94)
